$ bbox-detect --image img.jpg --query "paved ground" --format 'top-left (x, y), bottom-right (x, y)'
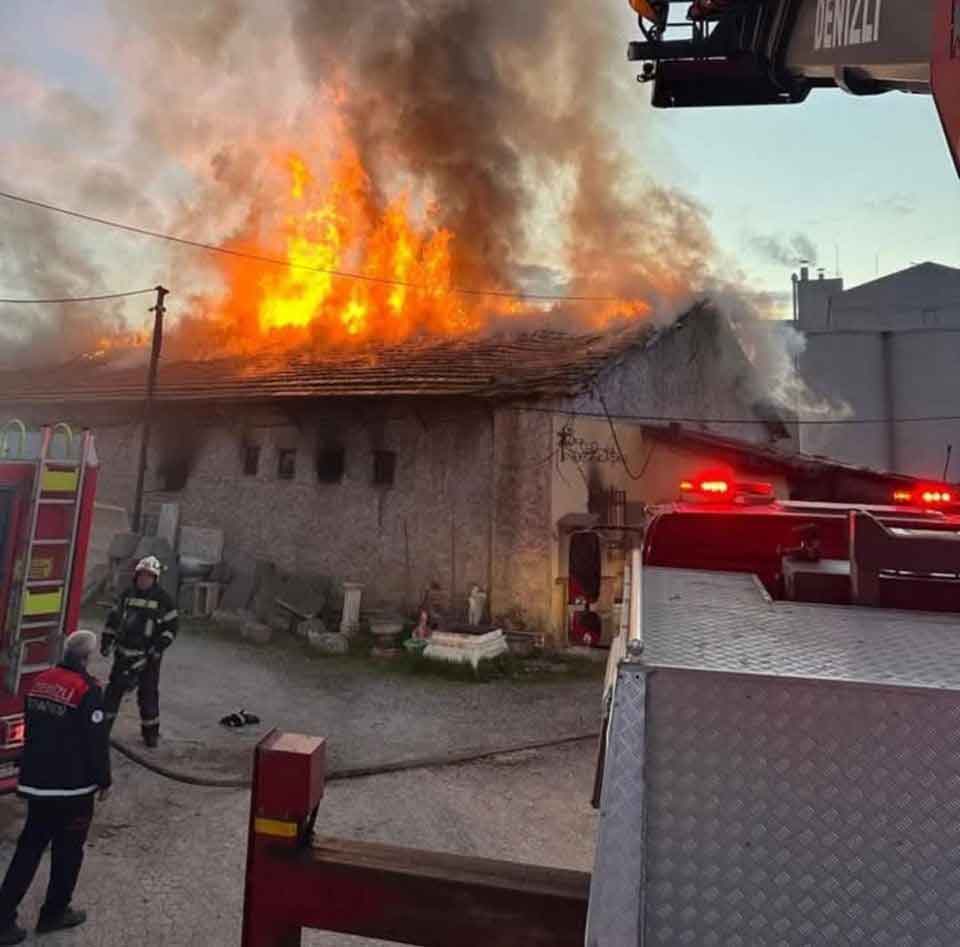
top-left (0, 623), bottom-right (602, 945)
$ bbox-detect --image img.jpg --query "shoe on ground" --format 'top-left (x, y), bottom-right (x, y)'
top-left (36, 906), bottom-right (86, 934)
top-left (142, 730), bottom-right (159, 749)
top-left (0, 923), bottom-right (26, 945)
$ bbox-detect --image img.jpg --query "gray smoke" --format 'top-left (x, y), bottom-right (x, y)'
top-left (748, 232), bottom-right (819, 268)
top-left (287, 0), bottom-right (719, 308)
top-left (0, 0), bottom-right (822, 422)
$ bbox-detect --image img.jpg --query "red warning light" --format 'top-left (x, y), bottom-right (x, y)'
top-left (893, 490), bottom-right (913, 504)
top-left (700, 480), bottom-right (731, 495)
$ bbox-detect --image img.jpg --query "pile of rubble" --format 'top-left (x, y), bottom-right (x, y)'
top-left (213, 564), bottom-right (348, 655)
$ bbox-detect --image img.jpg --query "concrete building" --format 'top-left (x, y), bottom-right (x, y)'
top-left (795, 262), bottom-right (960, 479)
top-left (0, 304), bottom-right (903, 643)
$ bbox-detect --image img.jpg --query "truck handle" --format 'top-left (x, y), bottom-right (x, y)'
top-left (50, 422), bottom-right (74, 459)
top-left (0, 420), bottom-right (27, 459)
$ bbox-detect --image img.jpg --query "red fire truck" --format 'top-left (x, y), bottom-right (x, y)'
top-left (0, 421), bottom-right (99, 793)
top-left (240, 472), bottom-right (960, 946)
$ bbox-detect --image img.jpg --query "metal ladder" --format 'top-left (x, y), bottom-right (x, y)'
top-left (4, 423), bottom-right (92, 692)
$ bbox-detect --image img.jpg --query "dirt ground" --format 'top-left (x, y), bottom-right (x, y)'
top-left (0, 622), bottom-right (602, 946)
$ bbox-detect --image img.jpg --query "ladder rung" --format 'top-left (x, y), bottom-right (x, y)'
top-left (37, 499), bottom-right (76, 506)
top-left (32, 539), bottom-right (70, 546)
top-left (42, 462), bottom-right (81, 470)
top-left (27, 580), bottom-right (64, 589)
top-left (19, 621), bottom-right (58, 631)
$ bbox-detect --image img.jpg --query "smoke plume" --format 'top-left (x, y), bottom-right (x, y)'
top-left (748, 232), bottom-right (819, 268)
top-left (0, 0), bottom-right (823, 418)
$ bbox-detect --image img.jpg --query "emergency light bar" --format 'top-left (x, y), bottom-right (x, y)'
top-left (892, 487), bottom-right (955, 507)
top-left (680, 474), bottom-right (774, 504)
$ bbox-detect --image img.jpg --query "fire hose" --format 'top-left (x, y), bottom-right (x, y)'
top-left (109, 730), bottom-right (600, 790)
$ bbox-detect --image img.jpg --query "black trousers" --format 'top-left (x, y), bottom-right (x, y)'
top-left (103, 656), bottom-right (161, 735)
top-left (0, 794), bottom-right (94, 927)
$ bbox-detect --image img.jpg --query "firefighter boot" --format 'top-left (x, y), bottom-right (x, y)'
top-left (36, 907), bottom-right (86, 934)
top-left (0, 923), bottom-right (26, 945)
top-left (141, 725), bottom-right (159, 748)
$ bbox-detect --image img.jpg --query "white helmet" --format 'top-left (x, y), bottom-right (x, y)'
top-left (135, 556), bottom-right (163, 578)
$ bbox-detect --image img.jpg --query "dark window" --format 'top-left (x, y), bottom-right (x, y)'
top-left (277, 449), bottom-right (297, 481)
top-left (316, 447), bottom-right (345, 483)
top-left (372, 450), bottom-right (396, 487)
top-left (243, 445), bottom-right (261, 477)
top-left (158, 459), bottom-right (190, 492)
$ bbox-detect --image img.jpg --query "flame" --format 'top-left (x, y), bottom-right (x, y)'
top-left (160, 127), bottom-right (650, 359)
top-left (202, 142), bottom-right (487, 350)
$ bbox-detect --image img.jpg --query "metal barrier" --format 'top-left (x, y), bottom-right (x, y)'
top-left (241, 731), bottom-right (591, 947)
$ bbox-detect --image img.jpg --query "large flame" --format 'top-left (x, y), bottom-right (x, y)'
top-left (168, 126), bottom-right (648, 360)
top-left (196, 141), bottom-right (508, 354)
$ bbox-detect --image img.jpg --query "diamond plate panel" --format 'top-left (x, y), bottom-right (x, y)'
top-left (644, 668), bottom-right (960, 946)
top-left (587, 668), bottom-right (647, 947)
top-left (643, 569), bottom-right (960, 690)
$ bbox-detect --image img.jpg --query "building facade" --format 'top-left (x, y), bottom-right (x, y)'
top-left (796, 262), bottom-right (960, 479)
top-left (0, 307), bottom-right (793, 641)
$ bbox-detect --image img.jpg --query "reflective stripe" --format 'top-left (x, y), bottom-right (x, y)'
top-left (117, 647), bottom-right (145, 658)
top-left (254, 818), bottom-right (299, 839)
top-left (140, 717), bottom-right (160, 726)
top-left (161, 610), bottom-right (178, 622)
top-left (160, 631), bottom-right (175, 640)
top-left (126, 598), bottom-right (159, 610)
top-left (19, 784), bottom-right (97, 797)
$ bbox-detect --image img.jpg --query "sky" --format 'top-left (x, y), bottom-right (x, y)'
top-left (1, 0), bottom-right (958, 338)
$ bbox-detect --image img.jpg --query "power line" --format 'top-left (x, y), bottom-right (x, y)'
top-left (507, 404), bottom-right (960, 427)
top-left (0, 188), bottom-right (626, 303)
top-left (0, 288), bottom-right (159, 304)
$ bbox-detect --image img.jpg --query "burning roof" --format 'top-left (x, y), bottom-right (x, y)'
top-left (0, 324), bottom-right (659, 406)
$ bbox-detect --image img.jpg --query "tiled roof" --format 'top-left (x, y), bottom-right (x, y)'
top-left (0, 324), bottom-right (659, 406)
top-left (640, 424), bottom-right (921, 485)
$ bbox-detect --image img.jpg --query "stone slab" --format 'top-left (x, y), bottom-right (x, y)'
top-left (221, 570), bottom-right (256, 611)
top-left (108, 531), bottom-right (140, 562)
top-left (179, 526), bottom-right (224, 564)
top-left (308, 630), bottom-right (349, 656)
top-left (157, 503), bottom-right (180, 548)
top-left (425, 629), bottom-right (508, 669)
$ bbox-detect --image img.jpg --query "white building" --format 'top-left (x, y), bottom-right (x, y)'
top-left (796, 262), bottom-right (960, 480)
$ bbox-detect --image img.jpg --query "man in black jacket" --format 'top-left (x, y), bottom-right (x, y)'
top-left (0, 630), bottom-right (111, 945)
top-left (102, 555), bottom-right (178, 748)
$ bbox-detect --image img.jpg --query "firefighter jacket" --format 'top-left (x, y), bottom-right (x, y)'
top-left (18, 663), bottom-right (112, 798)
top-left (104, 583), bottom-right (178, 662)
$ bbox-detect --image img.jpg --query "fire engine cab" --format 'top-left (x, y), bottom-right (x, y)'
top-left (0, 421), bottom-right (98, 792)
top-left (645, 471), bottom-right (960, 611)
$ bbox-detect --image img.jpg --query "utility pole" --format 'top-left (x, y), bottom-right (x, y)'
top-left (132, 285), bottom-right (169, 532)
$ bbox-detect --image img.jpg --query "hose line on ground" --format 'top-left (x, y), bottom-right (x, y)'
top-left (109, 731), bottom-right (600, 790)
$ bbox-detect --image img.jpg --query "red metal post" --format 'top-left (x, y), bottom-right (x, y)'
top-left (241, 731), bottom-right (326, 947)
top-left (241, 731), bottom-right (590, 947)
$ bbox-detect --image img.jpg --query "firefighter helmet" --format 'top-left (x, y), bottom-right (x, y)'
top-left (135, 556), bottom-right (163, 578)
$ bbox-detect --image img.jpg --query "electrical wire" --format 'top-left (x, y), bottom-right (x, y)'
top-left (0, 288), bottom-right (159, 304)
top-left (0, 189), bottom-right (626, 303)
top-left (597, 392), bottom-right (657, 480)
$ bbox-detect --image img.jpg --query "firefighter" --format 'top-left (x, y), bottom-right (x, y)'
top-left (101, 556), bottom-right (178, 748)
top-left (0, 630), bottom-right (111, 944)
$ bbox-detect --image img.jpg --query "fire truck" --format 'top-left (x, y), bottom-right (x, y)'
top-left (0, 421), bottom-right (99, 793)
top-left (240, 473), bottom-right (960, 946)
top-left (625, 0), bottom-right (960, 176)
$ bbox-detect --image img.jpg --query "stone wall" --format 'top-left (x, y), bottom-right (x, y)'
top-left (15, 398), bottom-right (498, 618)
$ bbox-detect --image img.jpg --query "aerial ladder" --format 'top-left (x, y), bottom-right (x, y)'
top-left (626, 0), bottom-right (960, 176)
